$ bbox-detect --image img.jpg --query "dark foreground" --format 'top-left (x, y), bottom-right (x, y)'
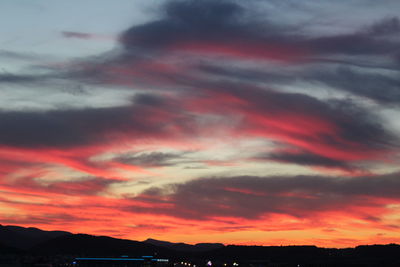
top-left (1, 224), bottom-right (399, 267)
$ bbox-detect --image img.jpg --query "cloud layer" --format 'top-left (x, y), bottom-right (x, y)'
top-left (1, 0), bottom-right (400, 247)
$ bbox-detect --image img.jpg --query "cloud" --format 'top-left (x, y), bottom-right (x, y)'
top-left (115, 152), bottom-right (184, 167)
top-left (365, 17), bottom-right (400, 35)
top-left (120, 0), bottom-right (245, 49)
top-left (190, 83), bottom-right (397, 162)
top-left (2, 0), bottom-right (400, 244)
top-left (0, 73), bottom-right (46, 84)
top-left (128, 173), bottom-right (400, 221)
top-left (255, 150), bottom-right (356, 172)
top-left (306, 30), bottom-right (398, 56)
top-left (119, 1), bottom-right (400, 60)
top-left (195, 62), bottom-right (400, 105)
top-left (64, 0), bottom-right (400, 110)
top-left (61, 31), bottom-right (114, 41)
top-left (0, 213), bottom-right (86, 226)
top-left (0, 0), bottom-right (397, 175)
top-left (0, 93), bottom-right (192, 148)
top-left (130, 223), bottom-right (173, 231)
top-left (0, 175), bottom-right (113, 197)
top-left (308, 67), bottom-right (400, 104)
top-left (0, 50), bottom-right (44, 62)
top-left (62, 31), bottom-right (96, 40)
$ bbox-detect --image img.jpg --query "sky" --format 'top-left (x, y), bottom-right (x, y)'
top-left (1, 0), bottom-right (400, 248)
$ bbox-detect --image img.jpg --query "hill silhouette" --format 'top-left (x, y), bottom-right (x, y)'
top-left (30, 234), bottom-right (175, 257)
top-left (0, 224), bottom-right (70, 250)
top-left (1, 224), bottom-right (400, 266)
top-left (144, 238), bottom-right (224, 252)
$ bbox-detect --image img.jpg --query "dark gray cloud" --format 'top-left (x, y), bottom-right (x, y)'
top-left (0, 73), bottom-right (46, 83)
top-left (306, 31), bottom-right (399, 56)
top-left (115, 152), bottom-right (184, 167)
top-left (196, 64), bottom-right (292, 84)
top-left (256, 150), bottom-right (355, 171)
top-left (0, 94), bottom-right (192, 148)
top-left (365, 17), bottom-right (400, 36)
top-left (74, 0), bottom-right (400, 110)
top-left (128, 173), bottom-right (400, 220)
top-left (14, 0), bottom-right (397, 109)
top-left (308, 67), bottom-right (400, 104)
top-left (196, 62), bottom-right (400, 105)
top-left (120, 0), bottom-right (246, 50)
top-left (302, 16), bottom-right (400, 56)
top-left (119, 0), bottom-right (400, 58)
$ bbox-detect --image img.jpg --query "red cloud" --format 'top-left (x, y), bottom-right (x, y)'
top-left (184, 85), bottom-right (394, 170)
top-left (171, 40), bottom-right (307, 62)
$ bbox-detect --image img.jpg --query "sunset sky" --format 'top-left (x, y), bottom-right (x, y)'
top-left (1, 0), bottom-right (400, 248)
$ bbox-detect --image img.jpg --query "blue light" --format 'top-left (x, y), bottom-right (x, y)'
top-left (75, 258), bottom-right (144, 261)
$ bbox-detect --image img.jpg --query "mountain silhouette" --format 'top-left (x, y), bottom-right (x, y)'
top-left (144, 238), bottom-right (224, 252)
top-left (0, 224), bottom-right (70, 250)
top-left (30, 234), bottom-right (175, 257)
top-left (1, 224), bottom-right (400, 266)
